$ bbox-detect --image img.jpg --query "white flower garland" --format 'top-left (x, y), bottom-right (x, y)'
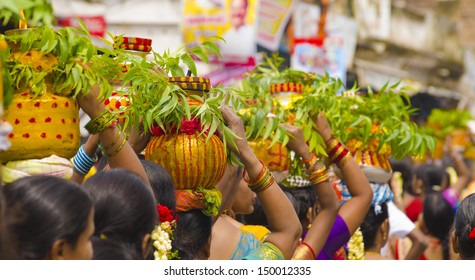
top-left (151, 221), bottom-right (173, 260)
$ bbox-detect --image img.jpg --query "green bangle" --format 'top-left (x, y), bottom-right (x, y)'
top-left (85, 110), bottom-right (117, 134)
top-left (106, 136), bottom-right (127, 157)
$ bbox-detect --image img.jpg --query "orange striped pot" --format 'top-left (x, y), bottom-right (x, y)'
top-left (145, 132), bottom-right (227, 189)
top-left (248, 139), bottom-right (290, 172)
top-left (0, 91), bottom-right (80, 163)
top-left (352, 149), bottom-right (392, 183)
top-left (334, 148), bottom-right (392, 183)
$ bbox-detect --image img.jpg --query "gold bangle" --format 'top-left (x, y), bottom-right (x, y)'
top-left (310, 173), bottom-right (329, 185)
top-left (337, 153), bottom-right (351, 169)
top-left (330, 144), bottom-right (345, 162)
top-left (292, 243), bottom-right (316, 260)
top-left (248, 168), bottom-right (275, 193)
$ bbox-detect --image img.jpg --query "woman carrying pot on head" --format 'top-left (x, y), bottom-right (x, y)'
top-left (174, 105), bottom-right (302, 260)
top-left (289, 113), bottom-right (373, 260)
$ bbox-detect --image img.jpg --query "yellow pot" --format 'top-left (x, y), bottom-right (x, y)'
top-left (0, 91), bottom-right (80, 163)
top-left (145, 132), bottom-right (227, 189)
top-left (248, 139), bottom-right (290, 172)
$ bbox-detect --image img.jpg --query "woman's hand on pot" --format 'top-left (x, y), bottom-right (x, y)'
top-left (76, 85), bottom-right (106, 119)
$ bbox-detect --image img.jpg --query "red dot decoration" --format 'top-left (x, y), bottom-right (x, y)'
top-left (45, 117), bottom-right (52, 123)
top-left (52, 103), bottom-right (58, 108)
top-left (62, 119), bottom-right (65, 124)
top-left (8, 133), bottom-right (14, 139)
top-left (29, 118), bottom-right (36, 123)
top-left (23, 133), bottom-right (30, 138)
top-left (17, 103), bottom-right (22, 109)
top-left (40, 133), bottom-right (46, 138)
top-left (15, 119), bottom-right (20, 124)
top-left (34, 102), bottom-right (40, 107)
top-left (65, 102), bottom-right (69, 107)
top-left (56, 134), bottom-right (62, 139)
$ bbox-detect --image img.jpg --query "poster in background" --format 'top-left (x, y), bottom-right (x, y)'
top-left (182, 0), bottom-right (258, 64)
top-left (292, 2), bottom-right (357, 69)
top-left (291, 37), bottom-right (346, 85)
top-left (257, 0), bottom-right (294, 51)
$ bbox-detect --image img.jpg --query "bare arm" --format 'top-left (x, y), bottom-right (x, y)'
top-left (315, 112), bottom-right (373, 235)
top-left (404, 227), bottom-right (429, 260)
top-left (281, 124), bottom-right (339, 258)
top-left (77, 86), bottom-right (150, 186)
top-left (448, 151), bottom-right (470, 196)
top-left (221, 105), bottom-right (302, 259)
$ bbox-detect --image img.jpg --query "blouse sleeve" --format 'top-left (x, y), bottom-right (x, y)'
top-left (242, 242), bottom-right (285, 260)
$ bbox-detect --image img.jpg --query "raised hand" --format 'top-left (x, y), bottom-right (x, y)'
top-left (280, 123), bottom-right (312, 161)
top-left (314, 112), bottom-right (333, 143)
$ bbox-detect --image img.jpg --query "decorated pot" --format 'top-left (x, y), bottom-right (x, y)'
top-left (0, 91), bottom-right (80, 163)
top-left (144, 76), bottom-right (227, 189)
top-left (269, 82), bottom-right (303, 110)
top-left (145, 132), bottom-right (227, 189)
top-left (248, 138), bottom-right (290, 172)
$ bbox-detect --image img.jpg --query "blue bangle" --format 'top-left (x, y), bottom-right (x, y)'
top-left (72, 145), bottom-right (98, 175)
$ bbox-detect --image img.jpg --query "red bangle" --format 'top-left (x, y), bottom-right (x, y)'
top-left (243, 160), bottom-right (266, 185)
top-left (333, 147), bottom-right (349, 164)
top-left (301, 242), bottom-right (316, 259)
top-left (327, 141), bottom-right (342, 159)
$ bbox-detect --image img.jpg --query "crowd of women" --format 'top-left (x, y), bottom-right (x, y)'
top-left (1, 81), bottom-right (475, 261)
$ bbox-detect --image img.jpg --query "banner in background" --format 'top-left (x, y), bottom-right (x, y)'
top-left (257, 0), bottom-right (294, 51)
top-left (57, 16), bottom-right (106, 37)
top-left (182, 0), bottom-right (258, 64)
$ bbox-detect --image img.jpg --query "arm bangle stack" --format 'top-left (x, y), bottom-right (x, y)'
top-left (243, 160), bottom-right (276, 194)
top-left (72, 145), bottom-right (98, 175)
top-left (85, 110), bottom-right (117, 134)
top-left (326, 138), bottom-right (351, 168)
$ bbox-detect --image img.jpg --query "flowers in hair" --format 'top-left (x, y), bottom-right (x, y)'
top-left (347, 227), bottom-right (365, 260)
top-left (152, 205), bottom-right (179, 260)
